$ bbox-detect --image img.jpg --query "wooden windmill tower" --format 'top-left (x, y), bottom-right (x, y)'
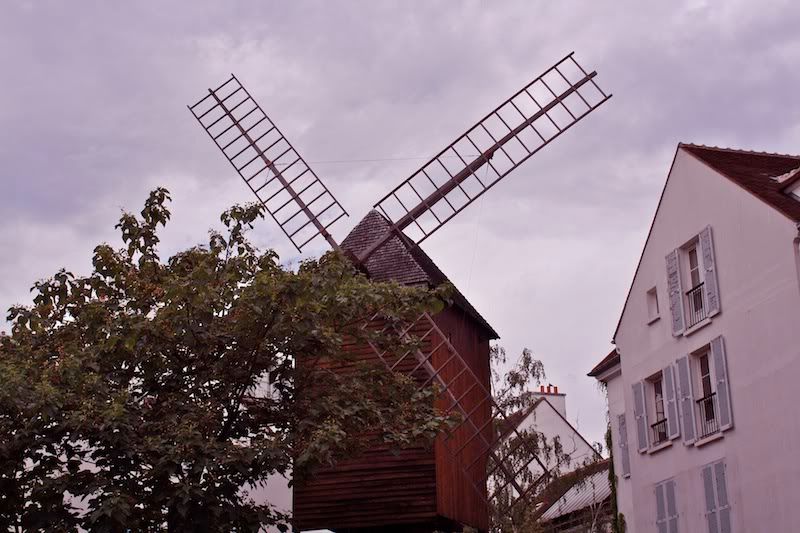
top-left (189, 52), bottom-right (610, 532)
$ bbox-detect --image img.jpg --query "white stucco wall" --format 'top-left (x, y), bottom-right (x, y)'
top-left (604, 368), bottom-right (635, 529)
top-left (517, 394), bottom-right (600, 476)
top-left (612, 147), bottom-right (800, 532)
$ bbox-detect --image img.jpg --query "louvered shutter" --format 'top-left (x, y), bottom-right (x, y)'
top-left (666, 249), bottom-right (686, 335)
top-left (675, 357), bottom-right (696, 444)
top-left (663, 364), bottom-right (680, 440)
top-left (666, 480), bottom-right (679, 533)
top-left (656, 482), bottom-right (668, 533)
top-left (632, 381), bottom-right (649, 452)
top-left (702, 465), bottom-right (719, 533)
top-left (710, 336), bottom-right (733, 431)
top-left (617, 413), bottom-right (631, 478)
top-left (714, 461), bottom-right (732, 533)
top-left (699, 226), bottom-right (721, 317)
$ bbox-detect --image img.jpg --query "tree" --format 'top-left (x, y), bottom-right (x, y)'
top-left (488, 347), bottom-right (604, 533)
top-left (0, 189), bottom-right (454, 532)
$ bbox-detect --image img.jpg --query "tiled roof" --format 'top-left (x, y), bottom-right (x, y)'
top-left (587, 349), bottom-right (620, 378)
top-left (680, 143), bottom-right (800, 222)
top-left (342, 210), bottom-right (499, 339)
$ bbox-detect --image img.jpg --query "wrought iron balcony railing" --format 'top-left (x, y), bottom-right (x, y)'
top-left (651, 418), bottom-right (668, 446)
top-left (685, 282), bottom-right (706, 328)
top-left (696, 392), bottom-right (719, 439)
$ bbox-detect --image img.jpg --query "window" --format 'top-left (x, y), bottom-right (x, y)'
top-left (665, 226), bottom-right (721, 336)
top-left (650, 374), bottom-right (668, 445)
top-left (675, 336), bottom-right (733, 446)
top-left (702, 460), bottom-right (731, 533)
top-left (684, 243), bottom-right (707, 328)
top-left (694, 351), bottom-right (719, 439)
top-left (617, 414), bottom-right (631, 478)
top-left (789, 181), bottom-right (800, 201)
top-left (633, 367), bottom-right (680, 453)
top-left (655, 478), bottom-right (679, 533)
top-left (647, 287), bottom-right (660, 323)
top-left (687, 246), bottom-right (701, 286)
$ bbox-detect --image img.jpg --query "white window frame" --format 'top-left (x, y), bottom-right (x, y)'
top-left (646, 286), bottom-right (660, 324)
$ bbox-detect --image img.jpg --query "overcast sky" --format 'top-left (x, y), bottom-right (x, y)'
top-left (3, 0), bottom-right (800, 452)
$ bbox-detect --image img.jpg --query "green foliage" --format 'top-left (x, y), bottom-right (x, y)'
top-left (489, 346), bottom-right (564, 532)
top-left (606, 422), bottom-right (626, 533)
top-left (0, 189), bottom-right (453, 532)
top-left (489, 346), bottom-right (608, 532)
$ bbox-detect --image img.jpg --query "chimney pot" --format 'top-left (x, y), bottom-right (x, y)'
top-left (547, 384), bottom-right (552, 394)
top-left (554, 385), bottom-right (559, 394)
top-left (540, 385), bottom-right (545, 393)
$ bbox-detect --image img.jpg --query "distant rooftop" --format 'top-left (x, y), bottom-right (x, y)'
top-left (587, 349), bottom-right (620, 378)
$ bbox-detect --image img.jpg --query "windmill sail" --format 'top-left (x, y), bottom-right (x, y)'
top-left (366, 311), bottom-right (551, 512)
top-left (188, 75), bottom-right (348, 253)
top-left (366, 52), bottom-right (610, 260)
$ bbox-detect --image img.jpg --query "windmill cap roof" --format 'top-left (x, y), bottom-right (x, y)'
top-left (342, 210), bottom-right (499, 339)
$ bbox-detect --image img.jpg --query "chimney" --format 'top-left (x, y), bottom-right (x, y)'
top-left (533, 383), bottom-right (567, 419)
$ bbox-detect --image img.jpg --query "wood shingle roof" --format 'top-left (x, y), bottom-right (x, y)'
top-left (342, 210), bottom-right (499, 339)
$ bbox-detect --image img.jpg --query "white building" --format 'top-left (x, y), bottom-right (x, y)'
top-left (510, 386), bottom-right (602, 476)
top-left (590, 144), bottom-right (800, 532)
top-left (506, 386), bottom-right (612, 531)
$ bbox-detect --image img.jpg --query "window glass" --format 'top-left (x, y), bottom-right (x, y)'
top-left (646, 287), bottom-right (659, 321)
top-left (699, 353), bottom-right (712, 397)
top-left (654, 378), bottom-right (665, 421)
top-left (688, 246), bottom-right (701, 287)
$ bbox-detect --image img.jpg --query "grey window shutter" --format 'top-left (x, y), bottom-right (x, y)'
top-left (666, 249), bottom-right (686, 335)
top-left (663, 364), bottom-right (681, 440)
top-left (675, 357), bottom-right (697, 444)
top-left (702, 465), bottom-right (719, 533)
top-left (714, 461), bottom-right (732, 533)
top-left (632, 381), bottom-right (649, 452)
top-left (656, 482), bottom-right (668, 533)
top-left (699, 226), bottom-right (721, 317)
top-left (617, 413), bottom-right (631, 477)
top-left (666, 480), bottom-right (679, 533)
top-left (711, 336), bottom-right (733, 431)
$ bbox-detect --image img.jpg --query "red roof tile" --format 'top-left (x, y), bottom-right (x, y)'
top-left (342, 210), bottom-right (499, 339)
top-left (681, 143), bottom-right (800, 222)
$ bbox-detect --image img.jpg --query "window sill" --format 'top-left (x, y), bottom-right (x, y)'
top-left (683, 317), bottom-right (711, 337)
top-left (647, 315), bottom-right (661, 325)
top-left (647, 440), bottom-right (673, 455)
top-left (694, 432), bottom-right (723, 447)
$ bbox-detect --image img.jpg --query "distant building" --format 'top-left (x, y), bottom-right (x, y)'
top-left (590, 144), bottom-right (800, 532)
top-left (503, 385), bottom-right (612, 531)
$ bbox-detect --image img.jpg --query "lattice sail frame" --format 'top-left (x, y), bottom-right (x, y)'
top-left (365, 312), bottom-right (551, 513)
top-left (188, 75), bottom-right (348, 253)
top-left (372, 52), bottom-right (611, 247)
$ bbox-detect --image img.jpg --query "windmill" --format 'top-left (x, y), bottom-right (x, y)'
top-left (189, 52), bottom-right (610, 532)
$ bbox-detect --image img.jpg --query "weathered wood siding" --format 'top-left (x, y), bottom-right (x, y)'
top-left (292, 306), bottom-right (491, 532)
top-left (433, 308), bottom-right (491, 532)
